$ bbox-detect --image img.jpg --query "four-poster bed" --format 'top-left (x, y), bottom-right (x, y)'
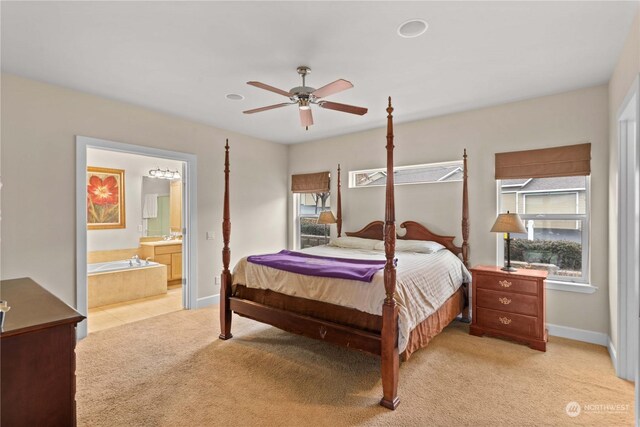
top-left (219, 98), bottom-right (470, 410)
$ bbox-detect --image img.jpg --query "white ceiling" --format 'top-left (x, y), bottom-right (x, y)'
top-left (2, 1), bottom-right (637, 144)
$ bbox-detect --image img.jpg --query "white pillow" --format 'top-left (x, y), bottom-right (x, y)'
top-left (329, 236), bottom-right (380, 250)
top-left (374, 239), bottom-right (445, 254)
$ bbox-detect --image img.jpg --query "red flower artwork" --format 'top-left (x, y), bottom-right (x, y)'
top-left (87, 175), bottom-right (119, 205)
top-left (87, 167), bottom-right (125, 229)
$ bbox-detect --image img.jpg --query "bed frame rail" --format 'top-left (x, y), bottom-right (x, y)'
top-left (230, 297), bottom-right (382, 354)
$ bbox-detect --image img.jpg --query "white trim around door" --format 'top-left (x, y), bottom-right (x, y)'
top-left (615, 75), bottom-right (639, 389)
top-left (76, 136), bottom-right (198, 339)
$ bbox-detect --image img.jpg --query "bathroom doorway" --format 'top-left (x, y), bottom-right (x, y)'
top-left (76, 136), bottom-right (198, 339)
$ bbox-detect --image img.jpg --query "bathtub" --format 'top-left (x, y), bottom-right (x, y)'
top-left (88, 260), bottom-right (168, 308)
top-left (88, 259), bottom-right (162, 275)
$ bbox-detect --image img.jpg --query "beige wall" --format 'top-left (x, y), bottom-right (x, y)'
top-left (608, 11), bottom-right (640, 351)
top-left (289, 85), bottom-right (610, 334)
top-left (0, 73), bottom-right (288, 305)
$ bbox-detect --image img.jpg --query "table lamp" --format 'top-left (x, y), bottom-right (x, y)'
top-left (491, 211), bottom-right (527, 272)
top-left (317, 211), bottom-right (337, 240)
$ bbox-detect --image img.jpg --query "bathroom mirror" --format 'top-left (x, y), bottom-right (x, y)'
top-left (141, 177), bottom-right (171, 237)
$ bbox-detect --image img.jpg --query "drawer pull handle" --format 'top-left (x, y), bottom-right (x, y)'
top-left (499, 280), bottom-right (512, 288)
top-left (319, 325), bottom-right (327, 339)
top-left (498, 297), bottom-right (512, 305)
top-left (499, 316), bottom-right (512, 325)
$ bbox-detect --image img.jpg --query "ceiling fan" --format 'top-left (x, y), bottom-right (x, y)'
top-left (243, 66), bottom-right (368, 130)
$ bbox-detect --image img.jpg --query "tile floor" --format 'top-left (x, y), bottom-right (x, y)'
top-left (88, 288), bottom-right (183, 333)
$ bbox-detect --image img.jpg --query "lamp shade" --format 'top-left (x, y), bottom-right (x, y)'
top-left (490, 211), bottom-right (527, 234)
top-left (317, 211), bottom-right (337, 225)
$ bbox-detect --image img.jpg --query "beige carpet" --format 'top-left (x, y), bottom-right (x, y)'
top-left (76, 306), bottom-right (634, 426)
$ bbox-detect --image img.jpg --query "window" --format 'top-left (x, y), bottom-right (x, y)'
top-left (349, 160), bottom-right (463, 188)
top-left (498, 176), bottom-right (589, 283)
top-left (296, 192), bottom-right (331, 249)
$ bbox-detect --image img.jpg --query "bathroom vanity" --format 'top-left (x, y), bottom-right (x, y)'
top-left (140, 240), bottom-right (183, 286)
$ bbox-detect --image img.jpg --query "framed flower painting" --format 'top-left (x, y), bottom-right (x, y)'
top-left (87, 167), bottom-right (126, 229)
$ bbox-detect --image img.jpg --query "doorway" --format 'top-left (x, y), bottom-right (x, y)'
top-left (76, 136), bottom-right (198, 339)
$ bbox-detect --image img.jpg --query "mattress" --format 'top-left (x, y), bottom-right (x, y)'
top-left (232, 245), bottom-right (471, 353)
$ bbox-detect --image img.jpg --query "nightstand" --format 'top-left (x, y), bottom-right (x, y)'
top-left (469, 265), bottom-right (548, 351)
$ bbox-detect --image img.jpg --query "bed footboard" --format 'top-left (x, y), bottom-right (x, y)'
top-left (230, 297), bottom-right (382, 354)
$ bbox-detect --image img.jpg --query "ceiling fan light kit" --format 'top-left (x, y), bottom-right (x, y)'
top-left (243, 66), bottom-right (368, 129)
top-left (299, 98), bottom-right (311, 111)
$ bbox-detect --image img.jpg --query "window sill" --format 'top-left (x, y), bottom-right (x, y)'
top-left (545, 280), bottom-right (597, 294)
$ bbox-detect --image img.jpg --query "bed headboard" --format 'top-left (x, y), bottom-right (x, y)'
top-left (346, 220), bottom-right (464, 262)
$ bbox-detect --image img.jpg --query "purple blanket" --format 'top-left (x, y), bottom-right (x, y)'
top-left (247, 250), bottom-right (387, 282)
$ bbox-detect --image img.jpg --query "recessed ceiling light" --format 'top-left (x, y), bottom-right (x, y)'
top-left (225, 93), bottom-right (244, 101)
top-left (397, 19), bottom-right (428, 38)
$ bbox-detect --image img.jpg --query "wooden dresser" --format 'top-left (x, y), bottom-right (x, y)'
top-left (469, 266), bottom-right (547, 351)
top-left (0, 278), bottom-right (85, 426)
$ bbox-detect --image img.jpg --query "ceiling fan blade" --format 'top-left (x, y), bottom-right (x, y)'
top-left (312, 79), bottom-right (353, 99)
top-left (319, 101), bottom-right (368, 116)
top-left (247, 81), bottom-right (291, 97)
top-left (299, 108), bottom-right (314, 127)
top-left (243, 102), bottom-right (294, 114)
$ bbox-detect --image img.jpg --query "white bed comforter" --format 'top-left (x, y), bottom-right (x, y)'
top-left (232, 246), bottom-right (471, 352)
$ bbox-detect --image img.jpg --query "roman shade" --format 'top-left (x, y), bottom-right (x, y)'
top-left (495, 143), bottom-right (591, 179)
top-left (291, 171), bottom-right (330, 193)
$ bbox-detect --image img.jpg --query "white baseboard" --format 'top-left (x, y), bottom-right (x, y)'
top-left (546, 323), bottom-right (608, 346)
top-left (197, 294), bottom-right (219, 309)
top-left (607, 337), bottom-right (618, 372)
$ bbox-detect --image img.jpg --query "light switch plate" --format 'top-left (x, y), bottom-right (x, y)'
top-left (206, 231), bottom-right (215, 240)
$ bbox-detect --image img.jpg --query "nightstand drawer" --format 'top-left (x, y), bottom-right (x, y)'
top-left (476, 289), bottom-right (538, 316)
top-left (475, 274), bottom-right (538, 295)
top-left (475, 308), bottom-right (540, 338)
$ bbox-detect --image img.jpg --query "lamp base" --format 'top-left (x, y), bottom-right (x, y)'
top-left (501, 266), bottom-right (518, 272)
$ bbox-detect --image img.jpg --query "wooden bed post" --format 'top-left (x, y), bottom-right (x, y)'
top-left (337, 164), bottom-right (342, 237)
top-left (460, 148), bottom-right (471, 322)
top-left (462, 148), bottom-right (469, 267)
top-left (380, 97), bottom-right (400, 410)
top-left (219, 139), bottom-right (233, 340)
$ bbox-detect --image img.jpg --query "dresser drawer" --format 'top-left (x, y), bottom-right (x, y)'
top-left (476, 289), bottom-right (538, 316)
top-left (475, 274), bottom-right (538, 295)
top-left (475, 307), bottom-right (540, 338)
